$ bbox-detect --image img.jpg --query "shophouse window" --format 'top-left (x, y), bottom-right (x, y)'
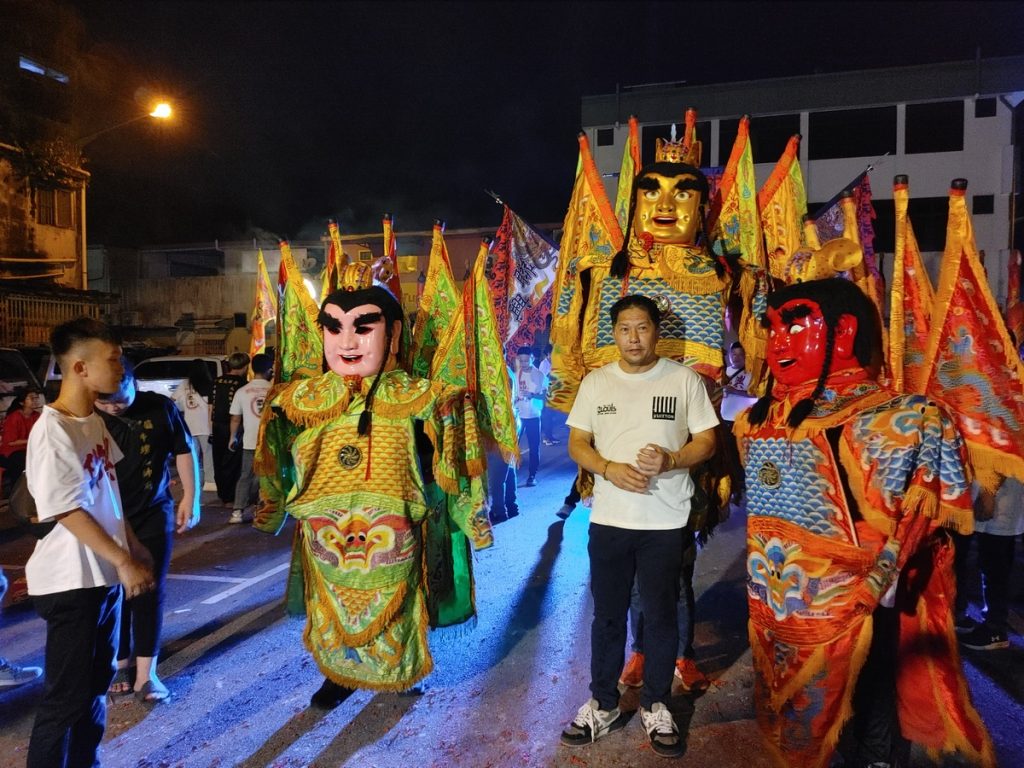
top-left (36, 188), bottom-right (74, 228)
top-left (905, 101), bottom-right (964, 154)
top-left (719, 114), bottom-right (801, 164)
top-left (808, 106), bottom-right (896, 160)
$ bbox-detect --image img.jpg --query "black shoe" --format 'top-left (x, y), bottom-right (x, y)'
top-left (555, 504), bottom-right (574, 520)
top-left (959, 623), bottom-right (1009, 650)
top-left (507, 507), bottom-right (519, 518)
top-left (310, 678), bottom-right (355, 709)
top-left (525, 476), bottom-right (537, 487)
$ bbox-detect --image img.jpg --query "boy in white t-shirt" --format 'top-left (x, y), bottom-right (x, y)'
top-left (227, 352), bottom-right (274, 524)
top-left (25, 318), bottom-right (153, 768)
top-left (559, 296), bottom-right (718, 759)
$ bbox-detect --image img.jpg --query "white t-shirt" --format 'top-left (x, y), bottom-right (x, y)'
top-left (567, 358), bottom-right (719, 530)
top-left (229, 378), bottom-right (272, 450)
top-left (720, 365), bottom-right (757, 421)
top-left (25, 407), bottom-right (127, 596)
top-left (975, 477), bottom-right (1024, 536)
top-left (516, 366), bottom-right (545, 420)
top-left (173, 382), bottom-right (212, 438)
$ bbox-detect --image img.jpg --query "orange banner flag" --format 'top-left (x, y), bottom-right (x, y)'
top-left (758, 134), bottom-right (807, 280)
top-left (888, 176), bottom-right (934, 393)
top-left (921, 180), bottom-right (1024, 489)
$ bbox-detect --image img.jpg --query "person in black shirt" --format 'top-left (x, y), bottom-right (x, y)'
top-left (96, 361), bottom-right (199, 702)
top-left (210, 352), bottom-right (249, 504)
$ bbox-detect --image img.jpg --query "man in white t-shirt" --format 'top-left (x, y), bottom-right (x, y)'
top-left (559, 295), bottom-right (718, 759)
top-left (515, 346), bottom-right (545, 486)
top-left (25, 318), bottom-right (153, 768)
top-left (227, 352), bottom-right (273, 523)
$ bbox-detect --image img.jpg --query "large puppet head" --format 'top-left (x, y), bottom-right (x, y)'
top-left (750, 277), bottom-right (881, 428)
top-left (319, 263), bottom-right (404, 435)
top-left (610, 162), bottom-right (709, 278)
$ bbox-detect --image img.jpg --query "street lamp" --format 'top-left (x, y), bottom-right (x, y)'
top-left (76, 100), bottom-right (174, 148)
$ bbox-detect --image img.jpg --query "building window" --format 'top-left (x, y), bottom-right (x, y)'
top-left (808, 106), bottom-right (896, 160)
top-left (905, 100), bottom-right (964, 154)
top-left (18, 55), bottom-right (69, 84)
top-left (641, 121), bottom-right (711, 166)
top-left (907, 197), bottom-right (950, 252)
top-left (972, 194), bottom-right (995, 215)
top-left (358, 249), bottom-right (373, 262)
top-left (974, 97), bottom-right (997, 118)
top-left (36, 188), bottom-right (75, 229)
top-left (596, 128), bottom-right (615, 147)
top-left (719, 114), bottom-right (800, 164)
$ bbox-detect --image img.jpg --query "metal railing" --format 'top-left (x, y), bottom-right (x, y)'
top-left (0, 294), bottom-right (102, 345)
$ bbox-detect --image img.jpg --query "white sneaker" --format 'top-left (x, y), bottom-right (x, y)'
top-left (560, 698), bottom-right (628, 746)
top-left (0, 658), bottom-right (42, 689)
top-left (639, 702), bottom-right (683, 758)
top-left (229, 510), bottom-right (244, 524)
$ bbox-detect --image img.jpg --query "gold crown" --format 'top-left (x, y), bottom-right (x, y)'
top-left (654, 109), bottom-right (702, 166)
top-left (338, 262), bottom-right (375, 291)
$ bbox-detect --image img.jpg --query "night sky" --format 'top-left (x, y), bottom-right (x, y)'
top-left (71, 1), bottom-right (1024, 247)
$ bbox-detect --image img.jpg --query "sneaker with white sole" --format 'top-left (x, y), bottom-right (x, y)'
top-left (0, 658), bottom-right (42, 689)
top-left (959, 623), bottom-right (1009, 650)
top-left (560, 698), bottom-right (628, 747)
top-left (639, 702), bottom-right (684, 758)
top-left (229, 510), bottom-right (244, 524)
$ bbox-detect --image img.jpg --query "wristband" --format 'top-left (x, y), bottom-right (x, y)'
top-left (667, 452), bottom-right (675, 471)
top-left (601, 459), bottom-right (611, 480)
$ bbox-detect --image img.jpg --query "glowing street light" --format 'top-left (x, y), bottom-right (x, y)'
top-left (149, 102), bottom-right (172, 119)
top-left (76, 99), bottom-right (175, 148)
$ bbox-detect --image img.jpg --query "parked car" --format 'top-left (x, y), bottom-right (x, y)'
top-left (133, 355), bottom-right (225, 401)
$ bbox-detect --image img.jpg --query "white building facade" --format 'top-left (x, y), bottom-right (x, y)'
top-left (581, 55), bottom-right (1024, 304)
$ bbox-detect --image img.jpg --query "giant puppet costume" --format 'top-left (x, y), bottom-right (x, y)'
top-left (735, 264), bottom-right (994, 767)
top-left (550, 138), bottom-right (734, 401)
top-left (550, 135), bottom-right (754, 512)
top-left (256, 263), bottom-right (491, 699)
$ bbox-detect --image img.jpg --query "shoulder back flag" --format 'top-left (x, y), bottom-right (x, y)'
top-left (921, 181), bottom-right (1024, 489)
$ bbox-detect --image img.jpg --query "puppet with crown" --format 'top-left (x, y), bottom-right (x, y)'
top-left (551, 129), bottom-right (732, 391)
top-left (735, 240), bottom-right (995, 768)
top-left (256, 261), bottom-right (491, 708)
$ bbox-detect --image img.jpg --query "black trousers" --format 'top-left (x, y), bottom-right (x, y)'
top-left (119, 531), bottom-right (171, 661)
top-left (487, 451), bottom-right (517, 521)
top-left (211, 422), bottom-right (242, 503)
top-left (588, 523), bottom-right (683, 711)
top-left (519, 417), bottom-right (540, 478)
top-left (954, 531), bottom-right (1017, 629)
top-left (28, 585), bottom-right (121, 768)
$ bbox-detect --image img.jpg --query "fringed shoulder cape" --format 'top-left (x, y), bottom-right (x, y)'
top-left (734, 376), bottom-right (994, 768)
top-left (253, 369), bottom-right (491, 692)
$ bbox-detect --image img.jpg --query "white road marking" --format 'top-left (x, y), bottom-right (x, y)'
top-left (200, 561), bottom-right (290, 605)
top-left (166, 573), bottom-right (246, 584)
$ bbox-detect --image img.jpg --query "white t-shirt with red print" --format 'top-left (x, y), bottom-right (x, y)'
top-left (25, 407), bottom-right (127, 596)
top-left (229, 378), bottom-right (272, 450)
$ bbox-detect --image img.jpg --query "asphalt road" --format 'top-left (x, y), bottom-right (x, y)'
top-left (0, 437), bottom-right (1021, 767)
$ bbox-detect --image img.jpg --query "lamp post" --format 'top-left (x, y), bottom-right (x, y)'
top-left (76, 101), bottom-right (173, 148)
top-left (75, 100), bottom-right (173, 289)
